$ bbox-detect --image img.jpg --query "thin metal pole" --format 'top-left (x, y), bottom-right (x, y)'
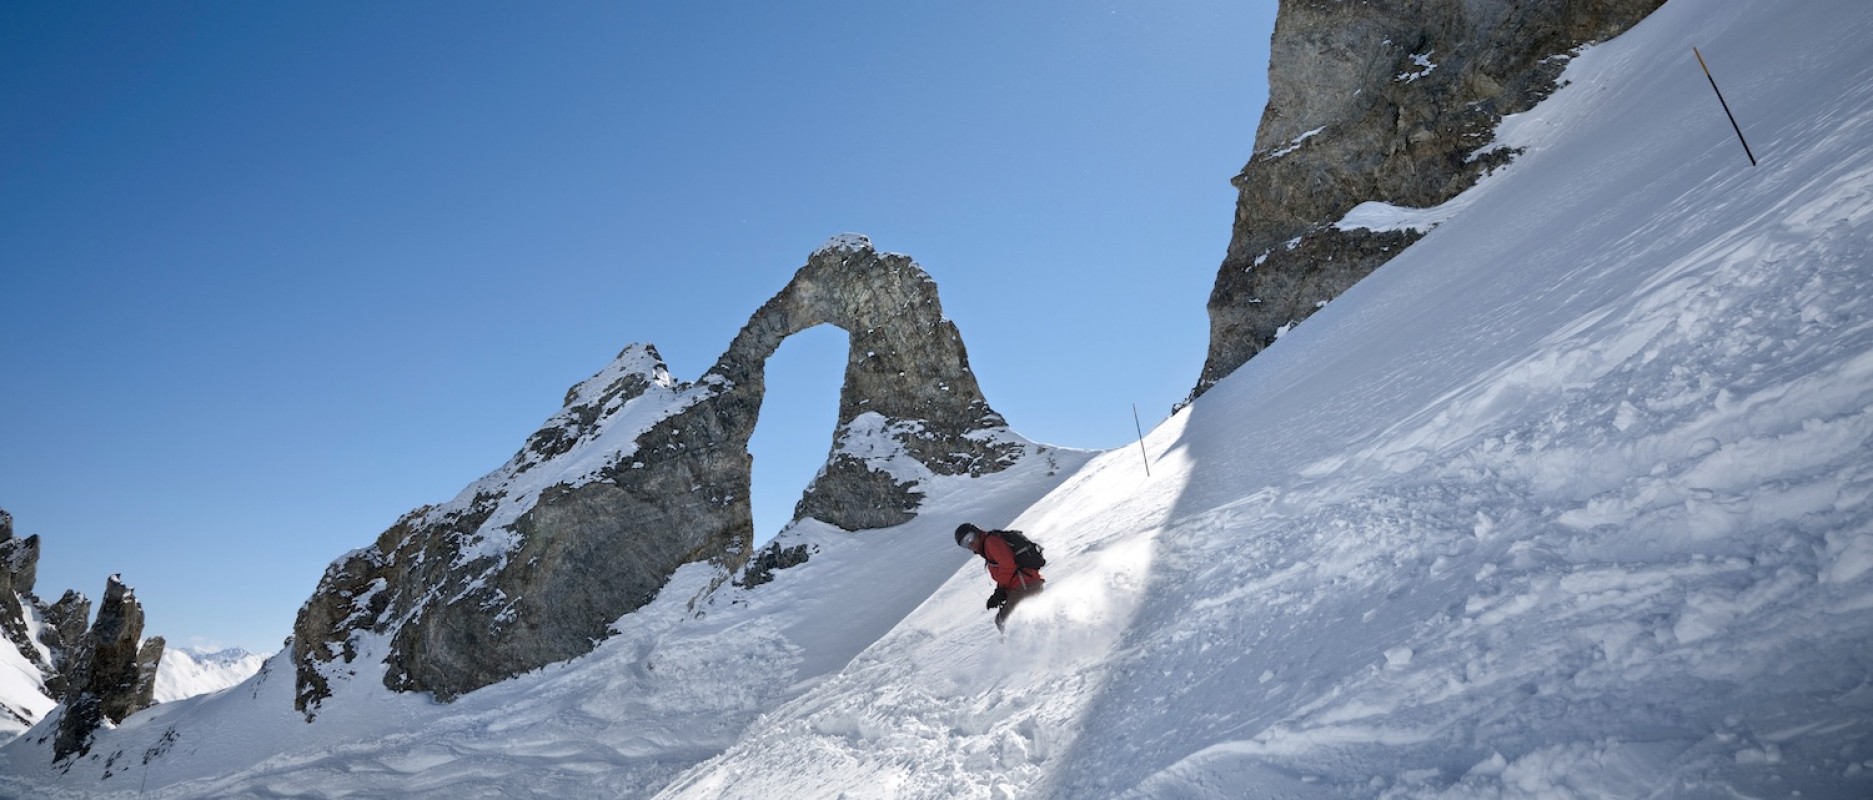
top-left (1694, 47), bottom-right (1757, 166)
top-left (1132, 404), bottom-right (1151, 476)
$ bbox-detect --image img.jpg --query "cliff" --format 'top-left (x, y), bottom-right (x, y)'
top-left (1196, 0), bottom-right (1666, 396)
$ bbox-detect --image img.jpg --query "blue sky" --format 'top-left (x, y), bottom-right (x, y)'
top-left (0, 2), bottom-right (1275, 654)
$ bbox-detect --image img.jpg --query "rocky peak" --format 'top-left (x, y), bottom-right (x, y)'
top-left (0, 509), bottom-right (53, 735)
top-left (0, 509), bottom-right (37, 594)
top-left (54, 575), bottom-right (163, 762)
top-left (1, 510), bottom-right (39, 592)
top-left (38, 590), bottom-right (90, 698)
top-left (0, 511), bottom-right (169, 760)
top-left (0, 510), bottom-right (50, 682)
top-left (293, 237), bottom-right (1025, 709)
top-left (1196, 0), bottom-right (1664, 397)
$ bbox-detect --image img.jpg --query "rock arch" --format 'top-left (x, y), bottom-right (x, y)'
top-left (714, 234), bottom-right (1017, 530)
top-left (294, 236), bottom-right (1022, 707)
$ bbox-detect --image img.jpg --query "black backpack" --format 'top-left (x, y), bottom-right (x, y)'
top-left (993, 530), bottom-right (1047, 570)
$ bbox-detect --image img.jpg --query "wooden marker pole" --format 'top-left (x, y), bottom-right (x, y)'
top-left (1132, 404), bottom-right (1151, 477)
top-left (1694, 47), bottom-right (1757, 166)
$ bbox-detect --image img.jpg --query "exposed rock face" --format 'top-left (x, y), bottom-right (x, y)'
top-left (53, 575), bottom-right (162, 762)
top-left (295, 236), bottom-right (1023, 708)
top-left (1195, 0), bottom-right (1665, 396)
top-left (134, 637), bottom-right (166, 711)
top-left (719, 234), bottom-right (1018, 529)
top-left (0, 510), bottom-right (38, 593)
top-left (737, 541), bottom-right (813, 590)
top-left (0, 512), bottom-right (86, 697)
top-left (0, 511), bottom-right (47, 676)
top-left (0, 510), bottom-right (164, 751)
top-left (38, 590), bottom-right (92, 698)
top-left (0, 509), bottom-right (55, 731)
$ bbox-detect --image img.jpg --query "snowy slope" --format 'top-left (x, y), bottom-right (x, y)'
top-left (0, 623), bottom-right (54, 742)
top-left (1, 598), bottom-right (58, 742)
top-left (152, 649), bottom-right (267, 705)
top-left (3, 0), bottom-right (1871, 796)
top-left (654, 1), bottom-right (1873, 797)
top-left (0, 440), bottom-right (1090, 797)
top-left (2, 616), bottom-right (264, 742)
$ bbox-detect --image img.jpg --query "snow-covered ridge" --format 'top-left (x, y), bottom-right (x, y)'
top-left (0, 601), bottom-right (55, 740)
top-left (0, 434), bottom-right (1094, 796)
top-left (288, 343), bottom-right (730, 708)
top-left (401, 342), bottom-right (714, 570)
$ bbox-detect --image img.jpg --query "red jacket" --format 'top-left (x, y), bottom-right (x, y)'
top-left (973, 531), bottom-right (1044, 590)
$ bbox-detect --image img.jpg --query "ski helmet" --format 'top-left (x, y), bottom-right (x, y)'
top-left (954, 523), bottom-right (980, 548)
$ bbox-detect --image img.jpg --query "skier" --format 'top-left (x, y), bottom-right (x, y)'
top-left (954, 522), bottom-right (1045, 631)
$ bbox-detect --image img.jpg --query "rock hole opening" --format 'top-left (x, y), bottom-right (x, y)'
top-left (747, 324), bottom-right (847, 547)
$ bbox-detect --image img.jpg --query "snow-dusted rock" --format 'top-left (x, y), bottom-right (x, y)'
top-left (0, 511), bottom-right (47, 685)
top-left (53, 575), bottom-right (161, 761)
top-left (1196, 0), bottom-right (1664, 397)
top-left (36, 589), bottom-right (89, 698)
top-left (0, 510), bottom-right (96, 738)
top-left (0, 510), bottom-right (54, 739)
top-left (718, 243), bottom-right (1022, 530)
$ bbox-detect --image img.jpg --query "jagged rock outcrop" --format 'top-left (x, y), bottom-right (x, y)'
top-left (737, 541), bottom-right (814, 589)
top-left (0, 510), bottom-right (119, 729)
top-left (294, 235), bottom-right (1024, 708)
top-left (0, 512), bottom-right (86, 695)
top-left (38, 590), bottom-right (91, 698)
top-left (134, 637), bottom-right (166, 710)
top-left (0, 510), bottom-right (165, 754)
top-left (1195, 0), bottom-right (1665, 396)
top-left (0, 511), bottom-right (38, 592)
top-left (0, 509), bottom-right (54, 731)
top-left (53, 575), bottom-right (162, 762)
top-left (0, 510), bottom-right (48, 674)
top-left (721, 234), bottom-right (1020, 528)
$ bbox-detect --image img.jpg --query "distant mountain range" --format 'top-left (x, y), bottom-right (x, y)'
top-left (153, 648), bottom-right (267, 705)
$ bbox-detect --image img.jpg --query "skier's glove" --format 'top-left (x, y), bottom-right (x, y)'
top-left (986, 588), bottom-right (1008, 609)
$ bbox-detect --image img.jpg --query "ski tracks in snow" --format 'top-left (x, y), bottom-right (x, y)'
top-left (1054, 1), bottom-right (1873, 796)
